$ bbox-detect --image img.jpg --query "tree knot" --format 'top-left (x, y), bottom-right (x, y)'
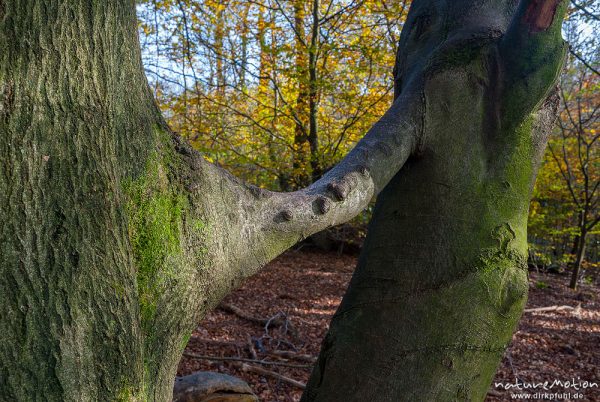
top-left (279, 210), bottom-right (293, 222)
top-left (327, 182), bottom-right (349, 201)
top-left (314, 196), bottom-right (331, 214)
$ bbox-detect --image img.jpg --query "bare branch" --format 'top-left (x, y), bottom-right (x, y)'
top-left (235, 362), bottom-right (307, 389)
top-left (183, 353), bottom-right (313, 369)
top-left (175, 87), bottom-right (419, 304)
top-left (569, 46), bottom-right (600, 77)
top-left (570, 0), bottom-right (600, 21)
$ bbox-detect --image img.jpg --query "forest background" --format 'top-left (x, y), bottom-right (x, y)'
top-left (136, 0), bottom-right (599, 288)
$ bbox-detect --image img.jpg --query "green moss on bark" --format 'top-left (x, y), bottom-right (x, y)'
top-left (120, 128), bottom-right (212, 400)
top-left (123, 153), bottom-right (187, 332)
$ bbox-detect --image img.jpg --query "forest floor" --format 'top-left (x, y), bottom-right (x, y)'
top-left (177, 249), bottom-right (600, 401)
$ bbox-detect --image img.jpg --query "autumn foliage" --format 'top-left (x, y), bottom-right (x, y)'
top-left (137, 0), bottom-right (598, 286)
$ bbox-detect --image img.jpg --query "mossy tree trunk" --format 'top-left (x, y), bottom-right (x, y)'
top-left (0, 1), bottom-right (159, 400)
top-left (302, 0), bottom-right (567, 401)
top-left (0, 1), bottom-right (411, 400)
top-left (0, 1), bottom-right (566, 401)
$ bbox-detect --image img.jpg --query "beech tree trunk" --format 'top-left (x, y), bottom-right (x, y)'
top-left (303, 0), bottom-right (567, 401)
top-left (0, 1), bottom-right (566, 401)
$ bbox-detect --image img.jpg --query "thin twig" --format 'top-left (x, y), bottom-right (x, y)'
top-left (235, 362), bottom-right (307, 389)
top-left (523, 305), bottom-right (577, 313)
top-left (189, 337), bottom-right (244, 347)
top-left (488, 389), bottom-right (503, 397)
top-left (219, 302), bottom-right (299, 338)
top-left (247, 335), bottom-right (258, 360)
top-left (269, 350), bottom-right (317, 364)
top-left (569, 47), bottom-right (600, 77)
top-left (183, 352), bottom-right (313, 368)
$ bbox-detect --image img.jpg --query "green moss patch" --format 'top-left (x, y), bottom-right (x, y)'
top-left (122, 152), bottom-right (187, 331)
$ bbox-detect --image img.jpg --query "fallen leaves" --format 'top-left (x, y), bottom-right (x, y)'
top-left (177, 250), bottom-right (600, 401)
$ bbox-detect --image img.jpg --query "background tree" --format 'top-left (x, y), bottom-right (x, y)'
top-left (137, 0), bottom-right (409, 189)
top-left (528, 0), bottom-right (599, 288)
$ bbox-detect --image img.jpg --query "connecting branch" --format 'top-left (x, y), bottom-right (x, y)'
top-left (173, 85), bottom-right (419, 306)
top-left (175, 0), bottom-right (569, 313)
top-left (222, 89), bottom-right (420, 281)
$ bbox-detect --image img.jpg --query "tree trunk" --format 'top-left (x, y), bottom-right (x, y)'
top-left (0, 1), bottom-right (164, 399)
top-left (302, 0), bottom-right (567, 400)
top-left (214, 3), bottom-right (226, 96)
top-left (308, 0), bottom-right (320, 183)
top-left (292, 0), bottom-right (312, 189)
top-left (237, 2), bottom-right (251, 89)
top-left (570, 230), bottom-right (587, 289)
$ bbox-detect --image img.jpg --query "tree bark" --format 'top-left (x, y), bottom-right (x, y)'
top-left (0, 1), bottom-right (160, 399)
top-left (302, 0), bottom-right (567, 400)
